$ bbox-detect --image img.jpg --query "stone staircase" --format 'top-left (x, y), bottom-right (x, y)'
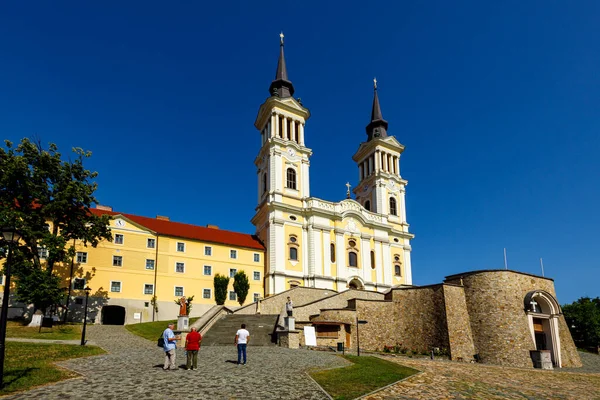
top-left (201, 314), bottom-right (279, 346)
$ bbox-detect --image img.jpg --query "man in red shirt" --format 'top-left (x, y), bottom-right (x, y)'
top-left (185, 327), bottom-right (202, 370)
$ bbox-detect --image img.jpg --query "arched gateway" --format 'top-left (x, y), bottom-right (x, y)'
top-left (524, 290), bottom-right (563, 367)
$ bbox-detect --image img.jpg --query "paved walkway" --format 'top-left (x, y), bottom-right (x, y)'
top-left (5, 338), bottom-right (97, 346)
top-left (4, 325), bottom-right (348, 400)
top-left (364, 354), bottom-right (600, 400)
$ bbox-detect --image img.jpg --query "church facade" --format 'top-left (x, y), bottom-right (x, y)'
top-left (251, 35), bottom-right (413, 296)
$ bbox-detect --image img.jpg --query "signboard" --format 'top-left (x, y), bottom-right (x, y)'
top-left (304, 326), bottom-right (317, 347)
top-left (133, 312), bottom-right (141, 320)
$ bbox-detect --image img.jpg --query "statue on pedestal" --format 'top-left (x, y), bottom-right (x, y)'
top-left (179, 296), bottom-right (187, 316)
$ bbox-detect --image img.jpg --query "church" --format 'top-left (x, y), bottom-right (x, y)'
top-left (251, 33), bottom-right (413, 296)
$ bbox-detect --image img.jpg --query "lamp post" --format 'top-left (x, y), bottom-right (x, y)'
top-left (356, 317), bottom-right (368, 356)
top-left (0, 228), bottom-right (22, 388)
top-left (80, 286), bottom-right (91, 346)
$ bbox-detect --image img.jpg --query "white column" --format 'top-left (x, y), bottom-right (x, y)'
top-left (274, 154), bottom-right (282, 192)
top-left (267, 120), bottom-right (271, 139)
top-left (302, 160), bottom-right (310, 198)
top-left (270, 115), bottom-right (276, 138)
top-left (314, 229), bottom-right (323, 277)
top-left (382, 241), bottom-right (392, 286)
top-left (400, 188), bottom-right (407, 223)
top-left (393, 156), bottom-right (398, 175)
top-left (375, 241), bottom-right (384, 285)
top-left (275, 114), bottom-right (280, 138)
top-left (299, 123), bottom-right (305, 145)
top-left (382, 152), bottom-right (388, 172)
top-left (307, 225), bottom-right (316, 277)
top-left (291, 120), bottom-right (297, 143)
top-left (374, 150), bottom-right (380, 172)
top-left (283, 117), bottom-right (288, 140)
top-left (335, 232), bottom-right (346, 284)
top-left (403, 248), bottom-right (412, 285)
top-left (274, 222), bottom-right (285, 274)
top-left (323, 231), bottom-right (331, 277)
top-left (361, 237), bottom-right (370, 283)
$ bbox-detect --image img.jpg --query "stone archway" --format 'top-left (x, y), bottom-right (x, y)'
top-left (524, 290), bottom-right (562, 367)
top-left (347, 277), bottom-right (364, 290)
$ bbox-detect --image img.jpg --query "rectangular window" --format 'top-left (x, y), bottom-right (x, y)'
top-left (253, 293), bottom-right (260, 303)
top-left (114, 234), bottom-right (124, 244)
top-left (147, 238), bottom-right (156, 249)
top-left (144, 284), bottom-right (154, 295)
top-left (0, 276), bottom-right (4, 286)
top-left (203, 289), bottom-right (211, 299)
top-left (229, 268), bottom-right (237, 278)
top-left (230, 249), bottom-right (237, 259)
top-left (110, 281), bottom-right (121, 293)
top-left (73, 278), bottom-right (85, 290)
top-left (203, 265), bottom-right (212, 275)
top-left (175, 262), bottom-right (185, 273)
top-left (254, 253), bottom-right (260, 262)
top-left (229, 291), bottom-right (237, 301)
top-left (145, 259), bottom-right (155, 270)
top-left (175, 286), bottom-right (184, 297)
top-left (177, 242), bottom-right (185, 252)
top-left (113, 255), bottom-right (123, 267)
top-left (204, 246), bottom-right (212, 256)
top-left (38, 247), bottom-right (48, 260)
top-left (253, 271), bottom-right (260, 281)
top-left (76, 252), bottom-right (88, 263)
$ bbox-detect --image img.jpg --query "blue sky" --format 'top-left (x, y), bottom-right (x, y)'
top-left (1, 1), bottom-right (598, 303)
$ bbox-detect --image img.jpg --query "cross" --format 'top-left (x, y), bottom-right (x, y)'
top-left (346, 182), bottom-right (351, 199)
top-left (280, 32), bottom-right (284, 44)
top-left (373, 77), bottom-right (377, 89)
top-left (530, 299), bottom-right (538, 311)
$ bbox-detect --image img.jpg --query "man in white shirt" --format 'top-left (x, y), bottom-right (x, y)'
top-left (235, 324), bottom-right (250, 366)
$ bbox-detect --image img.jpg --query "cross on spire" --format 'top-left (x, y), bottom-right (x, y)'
top-left (346, 182), bottom-right (351, 199)
top-left (280, 31), bottom-right (284, 45)
top-left (373, 77), bottom-right (377, 89)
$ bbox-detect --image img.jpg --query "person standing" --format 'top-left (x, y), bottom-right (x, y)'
top-left (285, 296), bottom-right (293, 317)
top-left (162, 323), bottom-right (180, 370)
top-left (234, 323), bottom-right (250, 366)
top-left (185, 327), bottom-right (202, 370)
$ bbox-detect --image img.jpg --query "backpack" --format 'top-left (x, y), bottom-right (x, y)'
top-left (157, 337), bottom-right (165, 347)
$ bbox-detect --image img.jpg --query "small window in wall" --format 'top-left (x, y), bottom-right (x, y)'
top-left (348, 240), bottom-right (356, 248)
top-left (254, 253), bottom-right (260, 262)
top-left (330, 243), bottom-right (336, 262)
top-left (364, 200), bottom-right (371, 211)
top-left (370, 251), bottom-right (375, 269)
top-left (203, 289), bottom-right (211, 299)
top-left (76, 252), bottom-right (88, 263)
top-left (229, 291), bottom-right (237, 301)
top-left (144, 284), bottom-right (154, 295)
top-left (205, 246), bottom-right (212, 256)
top-left (146, 259), bottom-right (155, 270)
top-left (73, 278), bottom-right (85, 290)
top-left (348, 251), bottom-right (358, 267)
top-left (395, 265), bottom-right (402, 276)
top-left (253, 271), bottom-right (260, 280)
top-left (175, 262), bottom-right (185, 273)
top-left (175, 286), bottom-right (184, 297)
top-left (204, 265), bottom-right (212, 275)
top-left (389, 197), bottom-right (397, 216)
top-left (177, 242), bottom-right (185, 252)
top-left (289, 247), bottom-right (298, 260)
top-left (147, 238), bottom-right (156, 249)
top-left (286, 168), bottom-right (297, 190)
top-left (229, 268), bottom-right (237, 278)
top-left (110, 281), bottom-right (122, 293)
top-left (114, 234), bottom-right (124, 245)
top-left (253, 293), bottom-right (260, 302)
top-left (38, 247), bottom-right (48, 260)
top-left (113, 255), bottom-right (123, 267)
top-left (230, 249), bottom-right (237, 259)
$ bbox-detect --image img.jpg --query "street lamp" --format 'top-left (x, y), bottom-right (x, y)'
top-left (0, 227), bottom-right (22, 388)
top-left (80, 286), bottom-right (91, 346)
top-left (356, 317), bottom-right (368, 357)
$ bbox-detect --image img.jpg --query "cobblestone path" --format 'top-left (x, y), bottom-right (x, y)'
top-left (364, 354), bottom-right (600, 400)
top-left (5, 325), bottom-right (348, 400)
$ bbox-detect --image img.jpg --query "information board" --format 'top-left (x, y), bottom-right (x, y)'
top-left (304, 326), bottom-right (317, 346)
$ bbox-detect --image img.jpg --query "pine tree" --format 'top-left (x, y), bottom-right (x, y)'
top-left (233, 270), bottom-right (249, 306)
top-left (213, 274), bottom-right (229, 305)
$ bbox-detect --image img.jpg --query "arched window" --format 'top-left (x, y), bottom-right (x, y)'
top-left (348, 251), bottom-right (358, 267)
top-left (389, 197), bottom-right (397, 216)
top-left (262, 173), bottom-right (267, 195)
top-left (286, 168), bottom-right (297, 190)
top-left (370, 251), bottom-right (375, 269)
top-left (288, 235), bottom-right (299, 261)
top-left (289, 247), bottom-right (298, 260)
top-left (364, 200), bottom-right (371, 211)
top-left (330, 243), bottom-right (336, 263)
top-left (395, 265), bottom-right (401, 276)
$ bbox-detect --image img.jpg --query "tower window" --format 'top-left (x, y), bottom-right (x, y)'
top-left (286, 168), bottom-right (297, 190)
top-left (289, 247), bottom-right (298, 260)
top-left (330, 243), bottom-right (336, 263)
top-left (370, 251), bottom-right (375, 269)
top-left (289, 235), bottom-right (299, 261)
top-left (389, 197), bottom-right (397, 216)
top-left (348, 251), bottom-right (358, 267)
top-left (364, 200), bottom-right (370, 211)
top-left (395, 265), bottom-right (402, 276)
top-left (262, 172), bottom-right (267, 194)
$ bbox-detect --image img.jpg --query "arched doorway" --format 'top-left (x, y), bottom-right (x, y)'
top-left (524, 291), bottom-right (562, 367)
top-left (102, 305), bottom-right (126, 325)
top-left (348, 277), bottom-right (364, 290)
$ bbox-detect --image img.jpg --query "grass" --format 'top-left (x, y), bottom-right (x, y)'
top-left (0, 341), bottom-right (105, 395)
top-left (6, 321), bottom-right (82, 340)
top-left (125, 317), bottom-right (199, 342)
top-left (310, 355), bottom-right (419, 400)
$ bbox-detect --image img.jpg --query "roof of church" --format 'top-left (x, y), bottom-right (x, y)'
top-left (269, 33), bottom-right (295, 98)
top-left (90, 208), bottom-right (264, 250)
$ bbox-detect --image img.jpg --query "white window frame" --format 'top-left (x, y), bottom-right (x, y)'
top-left (145, 259), bottom-right (155, 270)
top-left (76, 252), bottom-right (88, 263)
top-left (175, 262), bottom-right (185, 273)
top-left (147, 238), bottom-right (156, 249)
top-left (110, 281), bottom-right (122, 293)
top-left (253, 293), bottom-right (260, 302)
top-left (73, 277), bottom-right (86, 290)
top-left (113, 255), bottom-right (123, 267)
top-left (203, 288), bottom-right (211, 299)
top-left (204, 246), bottom-right (212, 256)
top-left (230, 249), bottom-right (237, 259)
top-left (229, 268), bottom-right (237, 278)
top-left (38, 247), bottom-right (48, 260)
top-left (176, 242), bottom-right (186, 252)
top-left (114, 234), bottom-right (124, 245)
top-left (174, 286), bottom-right (184, 297)
top-left (143, 284), bottom-right (154, 295)
top-left (229, 291), bottom-right (237, 301)
top-left (0, 276), bottom-right (4, 286)
top-left (253, 271), bottom-right (260, 281)
top-left (203, 265), bottom-right (212, 276)
top-left (253, 253), bottom-right (260, 262)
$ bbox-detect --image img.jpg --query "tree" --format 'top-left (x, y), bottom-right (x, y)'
top-left (563, 297), bottom-right (600, 349)
top-left (0, 138), bottom-right (112, 313)
top-left (214, 274), bottom-right (229, 305)
top-left (233, 270), bottom-right (249, 306)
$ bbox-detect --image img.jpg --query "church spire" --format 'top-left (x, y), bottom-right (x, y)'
top-left (365, 78), bottom-right (388, 141)
top-left (269, 32), bottom-right (295, 98)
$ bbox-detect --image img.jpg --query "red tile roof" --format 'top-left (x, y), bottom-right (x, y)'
top-left (90, 208), bottom-right (264, 251)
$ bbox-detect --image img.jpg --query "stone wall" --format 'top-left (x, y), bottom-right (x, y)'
top-left (442, 284), bottom-right (475, 361)
top-left (557, 313), bottom-right (582, 367)
top-left (293, 289), bottom-right (385, 322)
top-left (445, 270), bottom-right (581, 368)
top-left (235, 287), bottom-right (336, 315)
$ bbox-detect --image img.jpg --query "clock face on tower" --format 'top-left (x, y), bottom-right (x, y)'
top-left (287, 148), bottom-right (296, 157)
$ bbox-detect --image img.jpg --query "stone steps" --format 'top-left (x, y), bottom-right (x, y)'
top-left (202, 314), bottom-right (279, 346)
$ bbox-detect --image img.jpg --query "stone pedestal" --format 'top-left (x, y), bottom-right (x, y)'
top-left (284, 316), bottom-right (295, 330)
top-left (278, 330), bottom-right (300, 349)
top-left (28, 310), bottom-right (43, 327)
top-left (531, 350), bottom-right (553, 370)
top-left (177, 315), bottom-right (189, 331)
